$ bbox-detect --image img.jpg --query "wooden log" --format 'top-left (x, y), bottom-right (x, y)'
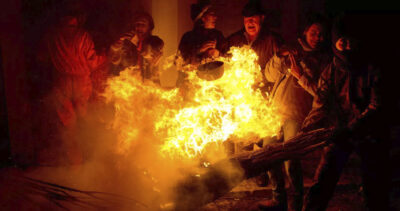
top-left (233, 128), bottom-right (334, 178)
top-left (173, 128), bottom-right (334, 210)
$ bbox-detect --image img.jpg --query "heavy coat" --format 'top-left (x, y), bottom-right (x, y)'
top-left (178, 27), bottom-right (225, 65)
top-left (301, 56), bottom-right (388, 211)
top-left (44, 25), bottom-right (106, 126)
top-left (264, 38), bottom-right (331, 123)
top-left (302, 56), bottom-right (381, 134)
top-left (226, 28), bottom-right (282, 71)
top-left (110, 31), bottom-right (164, 80)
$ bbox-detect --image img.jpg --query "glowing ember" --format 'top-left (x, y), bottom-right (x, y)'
top-left (103, 46), bottom-right (282, 159)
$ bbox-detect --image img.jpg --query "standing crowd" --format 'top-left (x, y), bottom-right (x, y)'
top-left (35, 0), bottom-right (389, 210)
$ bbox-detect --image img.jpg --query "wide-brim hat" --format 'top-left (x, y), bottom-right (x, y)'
top-left (332, 14), bottom-right (361, 44)
top-left (191, 0), bottom-right (212, 22)
top-left (242, 0), bottom-right (265, 17)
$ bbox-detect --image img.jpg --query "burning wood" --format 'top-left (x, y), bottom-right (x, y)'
top-left (172, 128), bottom-right (334, 210)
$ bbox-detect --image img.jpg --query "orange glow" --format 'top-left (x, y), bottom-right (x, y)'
top-left (103, 46), bottom-right (282, 160)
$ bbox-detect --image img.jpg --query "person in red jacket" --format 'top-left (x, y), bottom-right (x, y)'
top-left (39, 4), bottom-right (106, 165)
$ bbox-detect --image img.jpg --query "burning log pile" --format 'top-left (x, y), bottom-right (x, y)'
top-left (173, 128), bottom-right (334, 210)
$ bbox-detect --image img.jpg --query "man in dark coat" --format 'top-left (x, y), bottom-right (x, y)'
top-left (226, 1), bottom-right (282, 83)
top-left (226, 1), bottom-right (284, 209)
top-left (178, 0), bottom-right (226, 66)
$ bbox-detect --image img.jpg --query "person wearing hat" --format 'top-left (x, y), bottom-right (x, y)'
top-left (110, 11), bottom-right (164, 82)
top-left (225, 0), bottom-right (283, 79)
top-left (300, 15), bottom-right (390, 211)
top-left (259, 13), bottom-right (332, 211)
top-left (178, 0), bottom-right (226, 65)
top-left (226, 1), bottom-right (284, 209)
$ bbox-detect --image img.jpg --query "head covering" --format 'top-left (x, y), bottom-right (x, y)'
top-left (59, 0), bottom-right (86, 17)
top-left (301, 13), bottom-right (329, 34)
top-left (331, 14), bottom-right (361, 45)
top-left (191, 0), bottom-right (211, 22)
top-left (331, 14), bottom-right (363, 64)
top-left (133, 12), bottom-right (155, 31)
top-left (242, 0), bottom-right (265, 17)
top-left (56, 0), bottom-right (86, 25)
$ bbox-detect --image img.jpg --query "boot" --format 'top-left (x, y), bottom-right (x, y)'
top-left (255, 172), bottom-right (269, 187)
top-left (285, 159), bottom-right (304, 211)
top-left (257, 191), bottom-right (288, 211)
top-left (288, 192), bottom-right (303, 211)
top-left (257, 162), bottom-right (287, 210)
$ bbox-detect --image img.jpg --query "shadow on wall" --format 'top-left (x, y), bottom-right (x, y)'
top-left (0, 47), bottom-right (12, 167)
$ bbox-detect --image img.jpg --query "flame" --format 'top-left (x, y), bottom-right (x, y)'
top-left (103, 46), bottom-right (282, 160)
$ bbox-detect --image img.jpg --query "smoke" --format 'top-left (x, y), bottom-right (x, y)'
top-left (25, 47), bottom-right (281, 210)
top-left (172, 159), bottom-right (245, 210)
top-left (26, 73), bottom-right (182, 210)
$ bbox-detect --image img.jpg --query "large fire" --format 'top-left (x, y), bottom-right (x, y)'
top-left (103, 46), bottom-right (282, 160)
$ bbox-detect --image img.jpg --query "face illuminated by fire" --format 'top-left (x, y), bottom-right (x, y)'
top-left (202, 11), bottom-right (217, 29)
top-left (244, 15), bottom-right (263, 40)
top-left (304, 23), bottom-right (325, 49)
top-left (134, 18), bottom-right (150, 39)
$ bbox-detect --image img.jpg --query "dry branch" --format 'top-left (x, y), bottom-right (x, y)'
top-left (4, 175), bottom-right (147, 211)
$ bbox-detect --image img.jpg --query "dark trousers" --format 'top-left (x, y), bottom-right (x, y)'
top-left (268, 119), bottom-right (304, 211)
top-left (303, 136), bottom-right (390, 211)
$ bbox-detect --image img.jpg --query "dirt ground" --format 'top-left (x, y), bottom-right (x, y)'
top-left (200, 150), bottom-right (368, 211)
top-left (1, 126), bottom-right (399, 211)
top-left (198, 125), bottom-right (400, 211)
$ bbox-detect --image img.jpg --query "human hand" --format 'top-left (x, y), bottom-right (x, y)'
top-left (199, 40), bottom-right (217, 53)
top-left (113, 36), bottom-right (130, 48)
top-left (119, 34), bottom-right (132, 41)
top-left (277, 46), bottom-right (297, 57)
top-left (114, 32), bottom-right (138, 48)
top-left (151, 50), bottom-right (163, 66)
top-left (129, 34), bottom-right (139, 46)
top-left (206, 48), bottom-right (220, 58)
